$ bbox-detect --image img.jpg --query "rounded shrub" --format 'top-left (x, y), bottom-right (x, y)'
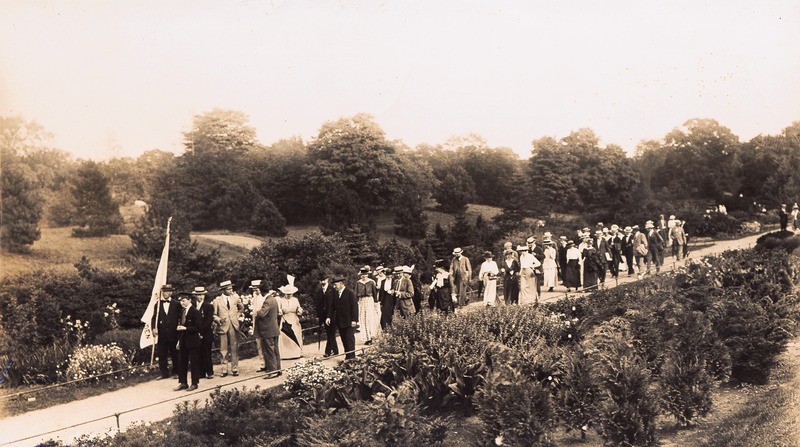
top-left (65, 343), bottom-right (129, 383)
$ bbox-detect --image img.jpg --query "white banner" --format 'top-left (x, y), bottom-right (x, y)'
top-left (139, 217), bottom-right (172, 349)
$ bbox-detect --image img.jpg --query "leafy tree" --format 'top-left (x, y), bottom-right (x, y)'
top-left (738, 122), bottom-right (800, 208)
top-left (250, 198), bottom-right (288, 237)
top-left (455, 143), bottom-right (519, 207)
top-left (1, 152), bottom-right (44, 252)
top-left (306, 114), bottom-right (405, 233)
top-left (183, 108), bottom-right (258, 155)
top-left (393, 149), bottom-right (434, 239)
top-left (249, 137), bottom-right (313, 224)
top-left (71, 161), bottom-right (124, 237)
top-left (449, 212), bottom-right (474, 248)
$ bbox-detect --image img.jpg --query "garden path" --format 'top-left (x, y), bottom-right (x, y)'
top-left (0, 231), bottom-right (770, 447)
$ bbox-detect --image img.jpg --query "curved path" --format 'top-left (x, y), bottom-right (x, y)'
top-left (0, 232), bottom-right (770, 447)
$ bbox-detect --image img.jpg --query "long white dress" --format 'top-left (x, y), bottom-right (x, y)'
top-left (478, 260), bottom-right (500, 306)
top-left (355, 279), bottom-right (381, 343)
top-left (278, 296), bottom-right (303, 360)
top-left (518, 252), bottom-right (541, 305)
top-left (542, 245), bottom-right (558, 289)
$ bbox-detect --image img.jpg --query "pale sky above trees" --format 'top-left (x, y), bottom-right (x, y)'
top-left (1, 0), bottom-right (798, 160)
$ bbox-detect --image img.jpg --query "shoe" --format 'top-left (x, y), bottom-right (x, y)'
top-left (172, 374), bottom-right (178, 379)
top-left (206, 373), bottom-right (214, 379)
top-left (365, 340), bottom-right (372, 345)
top-left (187, 384), bottom-right (198, 391)
top-left (174, 384), bottom-right (188, 391)
top-left (232, 371), bottom-right (239, 377)
top-left (158, 375), bottom-right (170, 380)
top-left (257, 367), bottom-right (267, 372)
top-left (221, 372), bottom-right (228, 377)
top-left (322, 353), bottom-right (331, 358)
top-left (264, 371), bottom-right (283, 379)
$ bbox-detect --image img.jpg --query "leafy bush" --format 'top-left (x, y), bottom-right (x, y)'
top-left (695, 212), bottom-right (741, 237)
top-left (283, 358), bottom-right (346, 398)
top-left (64, 343), bottom-right (129, 382)
top-left (554, 349), bottom-right (600, 439)
top-left (2, 338), bottom-right (73, 386)
top-left (296, 391), bottom-right (448, 447)
top-left (475, 365), bottom-right (555, 447)
top-left (249, 198), bottom-right (288, 237)
top-left (756, 230), bottom-right (800, 252)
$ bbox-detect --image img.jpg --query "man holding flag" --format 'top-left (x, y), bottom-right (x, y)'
top-left (151, 284), bottom-right (179, 379)
top-left (139, 218), bottom-right (172, 362)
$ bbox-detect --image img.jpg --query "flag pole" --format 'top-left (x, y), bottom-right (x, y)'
top-left (150, 217), bottom-right (171, 365)
top-left (140, 216), bottom-right (172, 360)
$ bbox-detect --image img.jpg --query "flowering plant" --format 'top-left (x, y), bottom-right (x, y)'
top-left (61, 314), bottom-right (90, 345)
top-left (238, 294), bottom-right (255, 335)
top-left (103, 302), bottom-right (121, 330)
top-left (283, 359), bottom-right (346, 396)
top-left (63, 343), bottom-right (129, 382)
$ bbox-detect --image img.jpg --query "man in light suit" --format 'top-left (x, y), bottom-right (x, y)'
top-left (213, 280), bottom-right (244, 377)
top-left (256, 286), bottom-right (281, 378)
top-left (449, 248), bottom-right (472, 307)
top-left (326, 276), bottom-right (359, 360)
top-left (670, 220), bottom-right (688, 261)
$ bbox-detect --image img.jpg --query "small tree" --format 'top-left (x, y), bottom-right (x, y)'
top-left (1, 158), bottom-right (44, 252)
top-left (71, 161), bottom-right (124, 237)
top-left (250, 198), bottom-right (288, 237)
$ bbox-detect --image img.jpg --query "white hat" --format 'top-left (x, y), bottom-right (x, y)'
top-left (452, 247), bottom-right (463, 255)
top-left (219, 280), bottom-right (233, 288)
top-left (516, 245), bottom-right (529, 251)
top-left (543, 231), bottom-right (552, 238)
top-left (402, 265), bottom-right (413, 274)
top-left (669, 215), bottom-right (676, 220)
top-left (611, 224), bottom-right (619, 230)
top-left (526, 236), bottom-right (535, 243)
top-left (645, 221), bottom-right (655, 229)
top-left (191, 286), bottom-right (207, 295)
top-left (278, 275), bottom-right (298, 295)
top-left (249, 280), bottom-right (262, 289)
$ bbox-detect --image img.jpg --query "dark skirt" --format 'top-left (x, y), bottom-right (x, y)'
top-left (583, 263), bottom-right (598, 288)
top-left (564, 260), bottom-right (581, 288)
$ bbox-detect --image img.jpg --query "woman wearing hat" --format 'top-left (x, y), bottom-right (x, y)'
top-left (355, 266), bottom-right (380, 345)
top-left (563, 241), bottom-right (581, 291)
top-left (500, 249), bottom-right (520, 305)
top-left (478, 251), bottom-right (499, 306)
top-left (542, 239), bottom-right (558, 292)
top-left (428, 259), bottom-right (455, 314)
top-left (581, 236), bottom-right (601, 290)
top-left (278, 275), bottom-right (304, 360)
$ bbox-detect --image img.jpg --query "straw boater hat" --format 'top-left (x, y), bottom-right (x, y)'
top-left (452, 247), bottom-right (464, 255)
top-left (624, 226), bottom-right (632, 233)
top-left (526, 236), bottom-right (536, 243)
top-left (559, 235), bottom-right (567, 241)
top-left (632, 225), bottom-right (640, 231)
top-left (249, 280), bottom-right (262, 289)
top-left (219, 280), bottom-right (233, 289)
top-left (393, 266), bottom-right (403, 274)
top-left (434, 259), bottom-right (447, 269)
top-left (543, 231), bottom-right (553, 239)
top-left (611, 224), bottom-right (619, 231)
top-left (516, 245), bottom-right (529, 252)
top-left (374, 266), bottom-right (386, 274)
top-left (278, 275), bottom-right (298, 295)
top-left (191, 286), bottom-right (207, 295)
top-left (402, 265), bottom-right (414, 274)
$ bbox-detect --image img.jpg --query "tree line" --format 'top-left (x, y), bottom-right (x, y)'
top-left (2, 111), bottom-right (799, 254)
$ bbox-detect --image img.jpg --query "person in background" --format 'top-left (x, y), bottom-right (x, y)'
top-left (449, 248), bottom-right (472, 307)
top-left (326, 276), bottom-right (359, 360)
top-left (175, 293), bottom-right (202, 391)
top-left (622, 226), bottom-right (636, 276)
top-left (792, 204), bottom-right (799, 232)
top-left (670, 220), bottom-right (688, 261)
top-left (478, 251), bottom-right (499, 306)
top-left (374, 266), bottom-right (394, 330)
top-left (315, 274), bottom-right (338, 358)
top-left (278, 275), bottom-right (304, 359)
top-left (563, 241), bottom-right (581, 292)
top-left (247, 280), bottom-right (268, 372)
top-left (542, 238), bottom-right (558, 292)
top-left (518, 244), bottom-right (541, 305)
top-left (557, 236), bottom-right (568, 282)
top-left (500, 248), bottom-right (520, 304)
top-left (213, 280), bottom-right (243, 377)
top-left (645, 221), bottom-right (664, 273)
top-left (191, 286), bottom-right (215, 379)
top-left (152, 284), bottom-right (179, 380)
top-left (354, 266), bottom-right (380, 345)
top-left (633, 225), bottom-right (650, 279)
top-left (780, 204), bottom-right (789, 232)
top-left (256, 287), bottom-right (281, 378)
top-left (429, 259), bottom-right (455, 314)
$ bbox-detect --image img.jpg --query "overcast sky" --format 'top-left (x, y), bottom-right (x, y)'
top-left (1, 0), bottom-right (798, 160)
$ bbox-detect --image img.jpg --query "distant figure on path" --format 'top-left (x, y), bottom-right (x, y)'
top-left (449, 248), bottom-right (472, 307)
top-left (563, 241), bottom-right (581, 291)
top-left (175, 293), bottom-right (202, 391)
top-left (478, 251), bottom-right (499, 306)
top-left (152, 284), bottom-right (179, 380)
top-left (214, 280), bottom-right (243, 377)
top-left (780, 204), bottom-right (789, 232)
top-left (256, 287), bottom-right (281, 378)
top-left (315, 274), bottom-right (338, 357)
top-left (500, 249), bottom-right (520, 304)
top-left (326, 276), bottom-right (359, 360)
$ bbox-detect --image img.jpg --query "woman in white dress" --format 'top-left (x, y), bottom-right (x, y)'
top-left (278, 275), bottom-right (304, 360)
top-left (478, 251), bottom-right (499, 306)
top-left (518, 245), bottom-right (541, 305)
top-left (354, 266), bottom-right (380, 345)
top-left (542, 240), bottom-right (558, 292)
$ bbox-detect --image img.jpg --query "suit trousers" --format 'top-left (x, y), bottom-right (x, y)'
top-left (453, 276), bottom-right (469, 307)
top-left (324, 322), bottom-right (339, 356)
top-left (219, 325), bottom-right (239, 373)
top-left (624, 253), bottom-right (635, 274)
top-left (177, 345), bottom-right (201, 386)
top-left (396, 297), bottom-right (415, 318)
top-left (339, 326), bottom-right (356, 359)
top-left (261, 335), bottom-right (281, 373)
top-left (156, 335), bottom-right (179, 377)
top-left (200, 334), bottom-right (213, 375)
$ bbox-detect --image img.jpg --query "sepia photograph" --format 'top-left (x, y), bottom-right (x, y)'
top-left (1, 1), bottom-right (799, 446)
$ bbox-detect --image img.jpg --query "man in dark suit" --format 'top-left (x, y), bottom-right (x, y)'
top-left (527, 236), bottom-right (545, 296)
top-left (152, 284), bottom-right (180, 379)
top-left (326, 276), bottom-right (359, 360)
top-left (780, 204), bottom-right (789, 232)
top-left (175, 293), bottom-right (202, 391)
top-left (255, 287), bottom-right (281, 378)
top-left (622, 226), bottom-right (635, 276)
top-left (374, 266), bottom-right (394, 330)
top-left (593, 230), bottom-right (610, 286)
top-left (191, 286), bottom-right (215, 379)
top-left (315, 274), bottom-right (339, 357)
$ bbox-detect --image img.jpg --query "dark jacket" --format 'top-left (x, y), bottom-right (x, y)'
top-left (314, 283), bottom-right (331, 324)
top-left (177, 305), bottom-right (202, 350)
top-left (327, 286), bottom-right (359, 329)
top-left (152, 299), bottom-right (180, 343)
top-left (197, 299), bottom-right (215, 339)
top-left (500, 258), bottom-right (520, 282)
top-left (255, 294), bottom-right (280, 338)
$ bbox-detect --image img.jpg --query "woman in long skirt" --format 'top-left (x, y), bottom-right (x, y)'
top-left (542, 241), bottom-right (558, 292)
top-left (478, 251), bottom-right (499, 306)
top-left (582, 239), bottom-right (599, 290)
top-left (517, 245), bottom-right (541, 305)
top-left (563, 241), bottom-right (582, 291)
top-left (500, 249), bottom-right (520, 304)
top-left (355, 266), bottom-right (380, 345)
top-left (278, 276), bottom-right (304, 360)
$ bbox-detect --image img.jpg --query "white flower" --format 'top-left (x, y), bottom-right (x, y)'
top-left (495, 435), bottom-right (504, 445)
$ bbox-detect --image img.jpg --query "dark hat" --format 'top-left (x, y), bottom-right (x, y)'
top-left (161, 284), bottom-right (174, 291)
top-left (178, 293), bottom-right (192, 301)
top-left (483, 250), bottom-right (493, 258)
top-left (331, 276), bottom-right (346, 284)
top-left (567, 240), bottom-right (575, 246)
top-left (359, 267), bottom-right (370, 275)
top-left (434, 259), bottom-right (447, 269)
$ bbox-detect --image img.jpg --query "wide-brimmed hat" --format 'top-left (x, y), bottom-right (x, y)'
top-left (249, 280), bottom-right (262, 289)
top-left (161, 284), bottom-right (174, 292)
top-left (393, 266), bottom-right (403, 273)
top-left (624, 226), bottom-right (632, 233)
top-left (374, 266), bottom-right (386, 274)
top-left (516, 245), bottom-right (529, 252)
top-left (543, 231), bottom-right (552, 238)
top-left (483, 250), bottom-right (493, 258)
top-left (219, 280), bottom-right (233, 288)
top-left (645, 221), bottom-right (655, 229)
top-left (632, 225), bottom-right (640, 231)
top-left (402, 265), bottom-right (414, 274)
top-left (191, 286), bottom-right (207, 295)
top-left (358, 267), bottom-right (370, 275)
top-left (278, 275), bottom-right (298, 295)
top-left (434, 259), bottom-right (447, 269)
top-left (452, 247), bottom-right (463, 255)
